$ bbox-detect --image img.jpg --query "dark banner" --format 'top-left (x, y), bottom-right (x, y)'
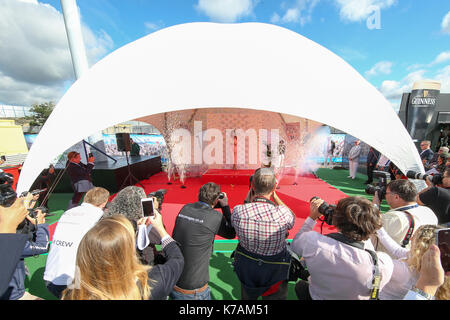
top-left (407, 88), bottom-right (440, 143)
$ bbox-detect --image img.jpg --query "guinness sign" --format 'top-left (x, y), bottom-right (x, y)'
top-left (411, 90), bottom-right (437, 106)
top-left (407, 81), bottom-right (440, 144)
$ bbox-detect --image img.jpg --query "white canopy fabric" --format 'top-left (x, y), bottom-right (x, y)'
top-left (17, 22), bottom-right (424, 193)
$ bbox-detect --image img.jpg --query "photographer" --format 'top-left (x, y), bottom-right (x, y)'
top-left (6, 202), bottom-right (49, 300)
top-left (416, 167), bottom-right (450, 226)
top-left (231, 168), bottom-right (295, 300)
top-left (371, 179), bottom-right (438, 256)
top-left (0, 194), bottom-right (31, 299)
top-left (105, 186), bottom-right (165, 266)
top-left (290, 196), bottom-right (394, 300)
top-left (170, 182), bottom-right (235, 300)
top-left (33, 164), bottom-right (55, 208)
top-left (66, 151), bottom-right (95, 210)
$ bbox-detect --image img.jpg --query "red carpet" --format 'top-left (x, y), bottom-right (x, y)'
top-left (138, 169), bottom-right (344, 239)
top-left (49, 169), bottom-right (346, 240)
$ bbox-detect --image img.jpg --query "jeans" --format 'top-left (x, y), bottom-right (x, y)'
top-left (241, 280), bottom-right (288, 300)
top-left (170, 286), bottom-right (211, 300)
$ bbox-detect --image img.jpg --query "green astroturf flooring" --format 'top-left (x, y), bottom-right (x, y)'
top-left (23, 167), bottom-right (388, 300)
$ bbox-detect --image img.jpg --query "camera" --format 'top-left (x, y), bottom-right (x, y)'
top-left (310, 196), bottom-right (336, 225)
top-left (406, 170), bottom-right (443, 185)
top-left (147, 189), bottom-right (167, 211)
top-left (28, 206), bottom-right (49, 219)
top-left (214, 192), bottom-right (225, 208)
top-left (0, 171), bottom-right (17, 207)
top-left (365, 170), bottom-right (391, 200)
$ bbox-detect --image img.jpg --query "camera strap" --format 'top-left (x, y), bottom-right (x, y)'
top-left (394, 205), bottom-right (418, 248)
top-left (327, 233), bottom-right (381, 300)
top-left (252, 197), bottom-right (276, 207)
top-left (401, 211), bottom-right (415, 248)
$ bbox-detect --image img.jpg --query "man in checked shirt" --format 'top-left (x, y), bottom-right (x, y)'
top-left (231, 167), bottom-right (295, 300)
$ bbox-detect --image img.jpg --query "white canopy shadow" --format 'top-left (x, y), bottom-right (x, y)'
top-left (17, 22), bottom-right (424, 193)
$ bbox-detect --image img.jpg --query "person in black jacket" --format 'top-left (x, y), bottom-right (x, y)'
top-left (0, 194), bottom-right (32, 299)
top-left (34, 164), bottom-right (56, 207)
top-left (66, 151), bottom-right (95, 210)
top-left (364, 147), bottom-right (380, 184)
top-left (61, 213), bottom-right (183, 300)
top-left (170, 182), bottom-right (236, 300)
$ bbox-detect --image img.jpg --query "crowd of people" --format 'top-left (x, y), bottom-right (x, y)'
top-left (0, 141), bottom-right (449, 301)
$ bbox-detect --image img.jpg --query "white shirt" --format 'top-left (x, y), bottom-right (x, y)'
top-left (375, 204), bottom-right (438, 255)
top-left (290, 217), bottom-right (394, 300)
top-left (43, 203), bottom-right (104, 285)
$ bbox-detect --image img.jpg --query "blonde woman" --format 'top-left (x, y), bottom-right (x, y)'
top-left (61, 212), bottom-right (184, 300)
top-left (377, 224), bottom-right (449, 300)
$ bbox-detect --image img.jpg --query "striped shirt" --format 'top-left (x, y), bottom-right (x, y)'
top-left (231, 202), bottom-right (295, 256)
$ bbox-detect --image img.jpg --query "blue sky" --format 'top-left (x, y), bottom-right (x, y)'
top-left (1, 0), bottom-right (449, 111)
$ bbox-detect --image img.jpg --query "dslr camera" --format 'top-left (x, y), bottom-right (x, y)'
top-left (214, 192), bottom-right (225, 209)
top-left (365, 170), bottom-right (391, 200)
top-left (0, 171), bottom-right (17, 207)
top-left (310, 196), bottom-right (336, 225)
top-left (406, 171), bottom-right (443, 185)
top-left (147, 189), bottom-right (167, 211)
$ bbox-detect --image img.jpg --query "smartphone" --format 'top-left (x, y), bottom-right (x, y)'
top-left (141, 197), bottom-right (155, 217)
top-left (437, 228), bottom-right (450, 272)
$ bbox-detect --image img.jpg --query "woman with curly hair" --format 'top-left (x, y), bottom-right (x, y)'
top-left (105, 186), bottom-right (162, 265)
top-left (61, 214), bottom-right (183, 300)
top-left (377, 224), bottom-right (449, 300)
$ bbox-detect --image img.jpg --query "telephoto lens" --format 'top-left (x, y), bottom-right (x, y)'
top-left (406, 170), bottom-right (443, 185)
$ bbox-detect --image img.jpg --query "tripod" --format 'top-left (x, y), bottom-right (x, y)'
top-left (118, 151), bottom-right (145, 191)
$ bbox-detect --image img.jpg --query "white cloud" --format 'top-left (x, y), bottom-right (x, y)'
top-left (435, 65), bottom-right (450, 93)
top-left (378, 70), bottom-right (426, 100)
top-left (195, 0), bottom-right (258, 23)
top-left (442, 11), bottom-right (450, 34)
top-left (365, 61), bottom-right (393, 78)
top-left (271, 0), bottom-right (319, 26)
top-left (431, 51), bottom-right (450, 65)
top-left (0, 0), bottom-right (113, 106)
top-left (144, 21), bottom-right (165, 33)
top-left (334, 0), bottom-right (396, 22)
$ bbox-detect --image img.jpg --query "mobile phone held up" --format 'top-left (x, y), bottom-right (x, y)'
top-left (436, 228), bottom-right (450, 273)
top-left (141, 197), bottom-right (155, 217)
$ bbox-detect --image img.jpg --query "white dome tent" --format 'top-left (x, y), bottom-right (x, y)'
top-left (17, 22), bottom-right (424, 193)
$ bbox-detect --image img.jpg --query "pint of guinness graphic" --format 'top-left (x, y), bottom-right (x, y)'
top-left (407, 81), bottom-right (441, 144)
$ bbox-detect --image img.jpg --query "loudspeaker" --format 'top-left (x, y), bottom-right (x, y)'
top-left (116, 133), bottom-right (131, 152)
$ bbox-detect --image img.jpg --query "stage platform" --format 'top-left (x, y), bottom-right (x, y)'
top-left (50, 155), bottom-right (162, 193)
top-left (200, 167), bottom-right (316, 186)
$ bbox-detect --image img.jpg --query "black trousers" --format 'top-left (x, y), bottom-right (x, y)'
top-left (294, 280), bottom-right (312, 300)
top-left (366, 164), bottom-right (375, 183)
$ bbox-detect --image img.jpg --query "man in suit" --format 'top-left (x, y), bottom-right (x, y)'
top-left (348, 140), bottom-right (361, 180)
top-left (365, 147), bottom-right (380, 184)
top-left (419, 141), bottom-right (434, 167)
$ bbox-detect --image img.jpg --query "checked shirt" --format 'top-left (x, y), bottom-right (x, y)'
top-left (231, 202), bottom-right (295, 256)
